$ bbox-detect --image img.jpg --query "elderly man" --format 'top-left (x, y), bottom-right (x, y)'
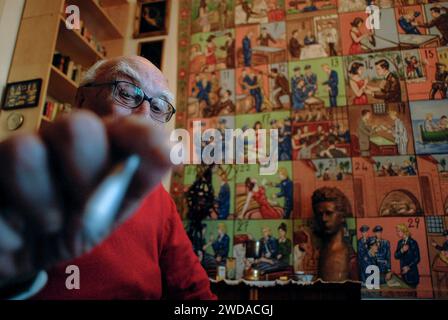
top-left (0, 56), bottom-right (215, 300)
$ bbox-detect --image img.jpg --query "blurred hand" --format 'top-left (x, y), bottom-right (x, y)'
top-left (0, 110), bottom-right (171, 288)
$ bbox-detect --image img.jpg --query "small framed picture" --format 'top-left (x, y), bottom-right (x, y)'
top-left (134, 0), bottom-right (170, 38)
top-left (139, 40), bottom-right (165, 71)
top-left (2, 79), bottom-right (42, 110)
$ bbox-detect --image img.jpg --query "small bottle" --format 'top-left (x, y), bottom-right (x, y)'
top-left (217, 266), bottom-right (226, 281)
top-left (226, 258), bottom-right (236, 280)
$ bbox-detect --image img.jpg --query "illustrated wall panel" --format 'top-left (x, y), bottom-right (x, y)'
top-left (174, 0), bottom-right (448, 299)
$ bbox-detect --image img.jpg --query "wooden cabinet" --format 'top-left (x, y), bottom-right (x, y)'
top-left (0, 0), bottom-right (129, 141)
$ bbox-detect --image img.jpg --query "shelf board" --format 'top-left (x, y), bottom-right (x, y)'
top-left (99, 0), bottom-right (128, 6)
top-left (48, 65), bottom-right (78, 105)
top-left (68, 0), bottom-right (124, 41)
top-left (57, 16), bottom-right (104, 67)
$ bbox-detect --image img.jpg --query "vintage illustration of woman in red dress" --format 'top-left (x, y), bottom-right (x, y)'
top-left (239, 177), bottom-right (283, 219)
top-left (349, 17), bottom-right (372, 55)
top-left (348, 61), bottom-right (369, 105)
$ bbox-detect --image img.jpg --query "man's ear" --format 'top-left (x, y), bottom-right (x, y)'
top-left (75, 88), bottom-right (85, 108)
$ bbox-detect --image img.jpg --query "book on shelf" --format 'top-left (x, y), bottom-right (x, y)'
top-left (67, 60), bottom-right (75, 80)
top-left (52, 53), bottom-right (86, 85)
top-left (43, 100), bottom-right (73, 122)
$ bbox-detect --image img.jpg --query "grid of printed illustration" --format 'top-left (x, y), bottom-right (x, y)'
top-left (172, 0), bottom-right (448, 299)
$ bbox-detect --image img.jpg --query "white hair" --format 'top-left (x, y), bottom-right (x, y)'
top-left (80, 59), bottom-right (143, 87)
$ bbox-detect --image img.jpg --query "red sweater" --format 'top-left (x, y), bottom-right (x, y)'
top-left (34, 185), bottom-right (216, 300)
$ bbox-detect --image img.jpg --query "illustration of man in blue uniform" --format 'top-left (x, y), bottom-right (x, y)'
top-left (360, 237), bottom-right (379, 284)
top-left (304, 65), bottom-right (317, 96)
top-left (212, 223), bottom-right (230, 264)
top-left (243, 69), bottom-right (263, 112)
top-left (358, 225), bottom-right (370, 262)
top-left (322, 64), bottom-right (339, 108)
top-left (243, 31), bottom-right (253, 67)
top-left (274, 119), bottom-right (292, 161)
top-left (361, 237), bottom-right (396, 285)
top-left (291, 67), bottom-right (303, 91)
top-left (394, 223), bottom-right (421, 288)
top-left (253, 226), bottom-right (280, 274)
top-left (202, 223), bottom-right (230, 270)
top-left (282, 117), bottom-right (293, 160)
top-left (292, 79), bottom-right (310, 111)
top-left (193, 74), bottom-right (212, 107)
top-left (372, 225), bottom-right (393, 281)
top-left (291, 67), bottom-right (308, 111)
top-left (215, 170), bottom-right (231, 220)
top-left (274, 167), bottom-right (293, 219)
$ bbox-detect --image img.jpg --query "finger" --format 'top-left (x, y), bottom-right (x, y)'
top-left (0, 135), bottom-right (62, 235)
top-left (0, 253), bottom-right (16, 279)
top-left (40, 110), bottom-right (110, 208)
top-left (105, 116), bottom-right (171, 168)
top-left (104, 116), bottom-right (172, 198)
top-left (0, 216), bottom-right (22, 252)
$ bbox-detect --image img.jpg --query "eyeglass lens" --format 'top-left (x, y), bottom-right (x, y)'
top-left (113, 82), bottom-right (174, 122)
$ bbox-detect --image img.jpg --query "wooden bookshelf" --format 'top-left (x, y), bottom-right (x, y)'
top-left (49, 65), bottom-right (78, 105)
top-left (56, 15), bottom-right (105, 67)
top-left (69, 0), bottom-right (124, 41)
top-left (0, 0), bottom-right (130, 140)
top-left (100, 0), bottom-right (129, 6)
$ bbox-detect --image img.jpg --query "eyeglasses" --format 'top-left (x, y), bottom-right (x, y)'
top-left (82, 80), bottom-right (176, 123)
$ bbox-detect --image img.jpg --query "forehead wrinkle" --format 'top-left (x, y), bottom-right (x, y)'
top-left (140, 73), bottom-right (172, 102)
top-left (93, 56), bottom-right (174, 102)
top-left (114, 63), bottom-right (143, 85)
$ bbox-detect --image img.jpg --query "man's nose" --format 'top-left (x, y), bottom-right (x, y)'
top-left (110, 104), bottom-right (132, 118)
top-left (132, 100), bottom-right (151, 117)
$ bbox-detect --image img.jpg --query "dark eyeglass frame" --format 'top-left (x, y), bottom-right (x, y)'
top-left (81, 80), bottom-right (176, 123)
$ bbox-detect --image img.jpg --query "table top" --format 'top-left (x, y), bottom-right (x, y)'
top-left (370, 135), bottom-right (395, 146)
top-left (253, 46), bottom-right (283, 53)
top-left (300, 44), bottom-right (328, 60)
top-left (305, 97), bottom-right (324, 105)
top-left (374, 274), bottom-right (412, 291)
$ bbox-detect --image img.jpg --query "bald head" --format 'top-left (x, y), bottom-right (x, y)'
top-left (76, 56), bottom-right (173, 119)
